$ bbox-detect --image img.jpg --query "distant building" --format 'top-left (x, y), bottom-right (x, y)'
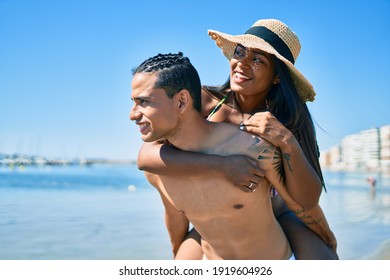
top-left (380, 125), bottom-right (390, 173)
top-left (320, 125), bottom-right (390, 173)
top-left (320, 145), bottom-right (341, 170)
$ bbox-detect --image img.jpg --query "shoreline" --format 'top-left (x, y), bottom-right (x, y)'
top-left (359, 239), bottom-right (390, 260)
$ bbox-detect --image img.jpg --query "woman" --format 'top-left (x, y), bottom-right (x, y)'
top-left (138, 19), bottom-right (338, 259)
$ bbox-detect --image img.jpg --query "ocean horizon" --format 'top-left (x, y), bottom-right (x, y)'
top-left (0, 164), bottom-right (389, 260)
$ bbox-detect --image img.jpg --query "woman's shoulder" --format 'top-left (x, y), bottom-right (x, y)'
top-left (202, 87), bottom-right (234, 106)
top-left (201, 86), bottom-right (235, 119)
top-left (202, 86), bottom-right (229, 101)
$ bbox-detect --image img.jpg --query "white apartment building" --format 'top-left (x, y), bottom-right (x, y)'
top-left (321, 125), bottom-right (390, 173)
top-left (380, 125), bottom-right (390, 173)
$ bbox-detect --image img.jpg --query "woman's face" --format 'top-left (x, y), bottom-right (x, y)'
top-left (230, 44), bottom-right (278, 98)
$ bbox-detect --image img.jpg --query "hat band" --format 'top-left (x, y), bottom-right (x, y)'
top-left (245, 26), bottom-right (295, 64)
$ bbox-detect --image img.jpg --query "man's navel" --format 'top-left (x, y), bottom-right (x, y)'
top-left (233, 204), bottom-right (244, 210)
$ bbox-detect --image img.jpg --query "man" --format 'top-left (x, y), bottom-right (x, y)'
top-left (130, 52), bottom-right (293, 260)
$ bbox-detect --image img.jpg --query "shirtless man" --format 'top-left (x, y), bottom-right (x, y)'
top-left (130, 52), bottom-right (293, 260)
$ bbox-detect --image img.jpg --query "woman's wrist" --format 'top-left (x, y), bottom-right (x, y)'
top-left (279, 130), bottom-right (297, 151)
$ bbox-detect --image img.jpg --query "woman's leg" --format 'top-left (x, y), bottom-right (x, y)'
top-left (272, 196), bottom-right (339, 260)
top-left (278, 211), bottom-right (339, 259)
top-left (175, 227), bottom-right (203, 260)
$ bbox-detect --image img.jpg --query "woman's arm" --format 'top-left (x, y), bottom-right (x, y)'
top-left (262, 148), bottom-right (337, 252)
top-left (279, 135), bottom-right (322, 209)
top-left (138, 141), bottom-right (265, 191)
top-left (241, 112), bottom-right (322, 209)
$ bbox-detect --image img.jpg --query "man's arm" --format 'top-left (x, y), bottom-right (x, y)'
top-left (138, 142), bottom-right (264, 188)
top-left (144, 172), bottom-right (190, 258)
top-left (159, 189), bottom-right (190, 258)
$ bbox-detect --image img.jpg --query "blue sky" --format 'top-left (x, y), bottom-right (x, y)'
top-left (1, 0), bottom-right (389, 160)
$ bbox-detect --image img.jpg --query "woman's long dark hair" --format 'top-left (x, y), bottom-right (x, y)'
top-left (203, 56), bottom-right (325, 190)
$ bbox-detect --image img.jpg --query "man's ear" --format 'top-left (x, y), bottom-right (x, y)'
top-left (176, 89), bottom-right (191, 113)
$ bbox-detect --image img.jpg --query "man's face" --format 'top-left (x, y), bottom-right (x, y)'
top-left (130, 72), bottom-right (180, 142)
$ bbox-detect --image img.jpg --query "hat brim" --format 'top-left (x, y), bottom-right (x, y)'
top-left (208, 29), bottom-right (316, 102)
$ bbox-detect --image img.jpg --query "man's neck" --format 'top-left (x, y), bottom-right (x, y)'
top-left (166, 112), bottom-right (214, 152)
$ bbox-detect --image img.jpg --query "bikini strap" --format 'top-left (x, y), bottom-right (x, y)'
top-left (206, 91), bottom-right (232, 120)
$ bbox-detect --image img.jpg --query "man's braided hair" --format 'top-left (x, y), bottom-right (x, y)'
top-left (132, 52), bottom-right (202, 112)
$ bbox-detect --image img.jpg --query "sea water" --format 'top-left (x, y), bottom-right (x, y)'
top-left (0, 164), bottom-right (171, 260)
top-left (320, 170), bottom-right (390, 259)
top-left (0, 164), bottom-right (389, 260)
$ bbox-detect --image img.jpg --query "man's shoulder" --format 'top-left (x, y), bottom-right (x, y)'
top-left (214, 123), bottom-right (277, 157)
top-left (210, 123), bottom-right (286, 185)
top-left (239, 132), bottom-right (277, 157)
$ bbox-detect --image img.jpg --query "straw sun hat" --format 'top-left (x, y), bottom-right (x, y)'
top-left (208, 19), bottom-right (315, 102)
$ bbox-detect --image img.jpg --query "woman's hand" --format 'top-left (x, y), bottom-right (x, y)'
top-left (242, 111), bottom-right (322, 208)
top-left (217, 155), bottom-right (265, 193)
top-left (241, 111), bottom-right (294, 149)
